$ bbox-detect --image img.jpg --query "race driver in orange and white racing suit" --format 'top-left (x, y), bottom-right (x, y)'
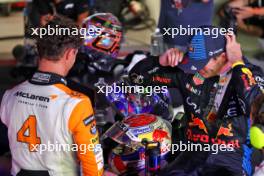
top-left (0, 16), bottom-right (103, 176)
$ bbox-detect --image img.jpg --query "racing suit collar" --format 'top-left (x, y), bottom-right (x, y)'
top-left (29, 71), bottom-right (67, 85)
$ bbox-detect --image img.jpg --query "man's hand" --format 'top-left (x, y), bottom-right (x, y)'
top-left (201, 0), bottom-right (210, 3)
top-left (234, 7), bottom-right (255, 20)
top-left (40, 14), bottom-right (54, 26)
top-left (77, 12), bottom-right (89, 27)
top-left (225, 34), bottom-right (243, 65)
top-left (159, 48), bottom-right (184, 67)
top-left (104, 170), bottom-right (117, 176)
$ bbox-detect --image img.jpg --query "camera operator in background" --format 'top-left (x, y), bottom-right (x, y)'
top-left (33, 0), bottom-right (89, 26)
top-left (250, 94), bottom-right (264, 176)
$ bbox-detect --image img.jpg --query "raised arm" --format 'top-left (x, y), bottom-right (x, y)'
top-left (226, 34), bottom-right (263, 107)
top-left (129, 48), bottom-right (186, 88)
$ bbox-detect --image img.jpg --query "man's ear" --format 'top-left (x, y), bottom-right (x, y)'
top-left (64, 48), bottom-right (76, 61)
top-left (221, 52), bottom-right (226, 58)
top-left (221, 52), bottom-right (228, 62)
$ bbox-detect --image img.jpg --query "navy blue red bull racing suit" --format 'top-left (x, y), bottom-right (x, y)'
top-left (129, 56), bottom-right (264, 176)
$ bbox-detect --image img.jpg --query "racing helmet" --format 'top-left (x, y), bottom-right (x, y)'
top-left (105, 79), bottom-right (172, 119)
top-left (104, 114), bottom-right (172, 175)
top-left (82, 13), bottom-right (123, 57)
top-left (106, 87), bottom-right (155, 118)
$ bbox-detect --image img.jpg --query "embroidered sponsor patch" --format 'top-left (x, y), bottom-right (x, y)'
top-left (97, 160), bottom-right (104, 170)
top-left (83, 115), bottom-right (95, 126)
top-left (131, 127), bottom-right (152, 136)
top-left (94, 144), bottom-right (102, 154)
top-left (193, 73), bottom-right (205, 85)
top-left (95, 150), bottom-right (103, 162)
top-left (186, 83), bottom-right (201, 96)
top-left (130, 73), bottom-right (144, 84)
top-left (90, 123), bottom-right (97, 135)
top-left (242, 68), bottom-right (256, 86)
top-left (216, 124), bottom-right (233, 137)
top-left (90, 136), bottom-right (99, 144)
top-left (32, 72), bottom-right (51, 83)
top-left (152, 76), bottom-right (172, 84)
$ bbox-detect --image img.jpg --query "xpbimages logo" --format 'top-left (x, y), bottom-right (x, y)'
top-left (30, 141), bottom-right (102, 155)
top-left (96, 83), bottom-right (168, 96)
top-left (162, 25), bottom-right (234, 38)
top-left (30, 25), bottom-right (103, 39)
top-left (170, 141), bottom-right (234, 154)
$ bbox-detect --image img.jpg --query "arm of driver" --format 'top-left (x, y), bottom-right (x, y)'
top-left (226, 34), bottom-right (263, 105)
top-left (129, 48), bottom-right (184, 87)
top-left (69, 98), bottom-right (103, 176)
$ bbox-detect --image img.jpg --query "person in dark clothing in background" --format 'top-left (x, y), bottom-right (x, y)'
top-left (158, 0), bottom-right (214, 51)
top-left (0, 121), bottom-right (11, 176)
top-left (226, 0), bottom-right (264, 38)
top-left (157, 0), bottom-right (214, 110)
top-left (33, 0), bottom-right (89, 26)
top-left (223, 0), bottom-right (264, 60)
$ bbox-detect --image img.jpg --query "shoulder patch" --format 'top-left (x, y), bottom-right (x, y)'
top-left (83, 115), bottom-right (95, 126)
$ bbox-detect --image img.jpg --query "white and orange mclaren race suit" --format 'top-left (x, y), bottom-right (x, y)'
top-left (0, 71), bottom-right (103, 176)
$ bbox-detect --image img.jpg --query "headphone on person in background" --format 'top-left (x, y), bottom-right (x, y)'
top-left (250, 95), bottom-right (264, 150)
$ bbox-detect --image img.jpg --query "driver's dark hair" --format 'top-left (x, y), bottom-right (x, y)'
top-left (251, 94), bottom-right (264, 125)
top-left (36, 15), bottom-right (83, 61)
